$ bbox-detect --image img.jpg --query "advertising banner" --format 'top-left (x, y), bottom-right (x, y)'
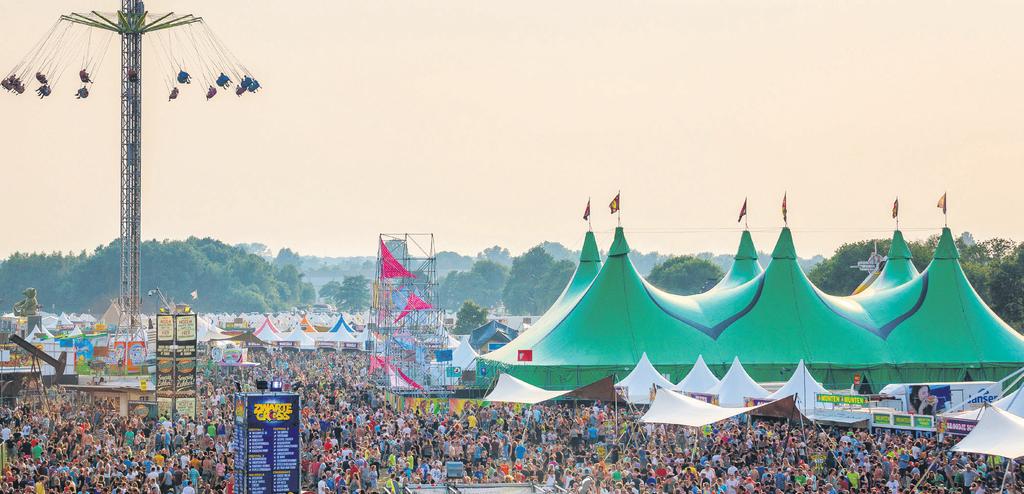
top-left (907, 385), bottom-right (952, 415)
top-left (235, 393), bottom-right (302, 494)
top-left (156, 314), bottom-right (175, 359)
top-left (816, 393), bottom-right (869, 406)
top-left (686, 393), bottom-right (718, 405)
top-left (942, 417), bottom-right (979, 436)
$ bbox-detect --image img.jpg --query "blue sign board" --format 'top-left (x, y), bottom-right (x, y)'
top-left (234, 393), bottom-right (301, 494)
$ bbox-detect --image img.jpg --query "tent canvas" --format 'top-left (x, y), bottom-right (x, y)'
top-left (709, 357), bottom-right (770, 407)
top-left (253, 316), bottom-right (281, 335)
top-left (951, 406), bottom-right (1024, 459)
top-left (484, 374), bottom-right (569, 404)
top-left (329, 315), bottom-right (355, 333)
top-left (767, 359), bottom-right (828, 410)
top-left (451, 339), bottom-right (479, 370)
top-left (616, 352), bottom-right (675, 404)
top-left (642, 388), bottom-right (758, 427)
top-left (278, 330), bottom-right (316, 349)
top-left (675, 355), bottom-right (721, 393)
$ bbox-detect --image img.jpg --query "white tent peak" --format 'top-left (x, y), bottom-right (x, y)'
top-left (452, 338), bottom-right (479, 370)
top-left (483, 374), bottom-right (568, 404)
top-left (675, 354), bottom-right (720, 393)
top-left (709, 356), bottom-right (770, 407)
top-left (767, 359), bottom-right (827, 410)
top-left (616, 352), bottom-right (675, 404)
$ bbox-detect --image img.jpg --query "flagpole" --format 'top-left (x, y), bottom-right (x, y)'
top-left (588, 197), bottom-right (593, 232)
top-left (944, 192), bottom-right (948, 227)
top-left (617, 190), bottom-right (621, 227)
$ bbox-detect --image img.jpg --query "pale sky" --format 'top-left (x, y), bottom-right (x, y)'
top-left (2, 0), bottom-right (1023, 259)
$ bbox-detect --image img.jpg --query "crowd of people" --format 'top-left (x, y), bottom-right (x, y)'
top-left (0, 349), bottom-right (1018, 494)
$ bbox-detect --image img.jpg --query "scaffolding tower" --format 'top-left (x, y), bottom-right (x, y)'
top-left (371, 234), bottom-right (447, 391)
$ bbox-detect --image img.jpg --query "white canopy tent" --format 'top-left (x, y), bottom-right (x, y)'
top-left (709, 357), bottom-right (770, 407)
top-left (616, 352), bottom-right (675, 404)
top-left (642, 388), bottom-right (758, 427)
top-left (767, 359), bottom-right (828, 411)
top-left (197, 317), bottom-right (226, 343)
top-left (278, 330), bottom-right (316, 350)
top-left (945, 388), bottom-right (1024, 421)
top-left (26, 326), bottom-right (55, 342)
top-left (674, 355), bottom-right (721, 393)
top-left (484, 374), bottom-right (569, 404)
top-left (951, 406), bottom-right (1024, 459)
top-left (451, 338), bottom-right (479, 370)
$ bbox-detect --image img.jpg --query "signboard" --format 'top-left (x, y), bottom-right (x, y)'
top-left (816, 393), bottom-right (869, 406)
top-left (912, 415), bottom-right (934, 429)
top-left (488, 342), bottom-right (506, 351)
top-left (235, 393), bottom-right (302, 494)
top-left (174, 314), bottom-right (197, 346)
top-left (746, 397), bottom-right (774, 406)
top-left (156, 315), bottom-right (175, 345)
top-left (872, 413), bottom-right (892, 425)
top-left (942, 417), bottom-right (979, 436)
top-left (685, 392), bottom-right (718, 404)
top-left (129, 400), bottom-right (158, 419)
top-left (892, 414), bottom-right (913, 428)
top-left (446, 367), bottom-right (462, 378)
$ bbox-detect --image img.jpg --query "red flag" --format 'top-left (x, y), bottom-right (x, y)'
top-left (517, 349), bottom-right (533, 362)
top-left (583, 200), bottom-right (591, 221)
top-left (892, 197), bottom-right (899, 219)
top-left (782, 193), bottom-right (788, 224)
top-left (609, 193), bottom-right (620, 214)
top-left (394, 292), bottom-right (433, 323)
top-left (380, 239), bottom-right (415, 279)
top-left (737, 198), bottom-right (747, 223)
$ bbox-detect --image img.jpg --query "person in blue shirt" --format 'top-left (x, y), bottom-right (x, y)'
top-left (514, 443), bottom-right (526, 460)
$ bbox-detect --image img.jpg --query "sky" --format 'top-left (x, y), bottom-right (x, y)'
top-left (2, 0), bottom-right (1023, 260)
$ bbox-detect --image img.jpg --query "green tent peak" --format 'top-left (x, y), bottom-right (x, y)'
top-left (771, 227), bottom-right (797, 260)
top-left (735, 230), bottom-right (758, 260)
top-left (887, 230), bottom-right (912, 260)
top-left (933, 227), bottom-right (959, 260)
top-left (580, 231), bottom-right (601, 262)
top-left (608, 227), bottom-right (631, 257)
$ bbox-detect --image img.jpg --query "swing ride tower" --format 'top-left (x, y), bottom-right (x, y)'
top-left (5, 3), bottom-right (259, 345)
top-left (60, 4), bottom-right (203, 341)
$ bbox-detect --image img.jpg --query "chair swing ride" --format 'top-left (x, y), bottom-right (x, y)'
top-left (2, 8), bottom-right (261, 102)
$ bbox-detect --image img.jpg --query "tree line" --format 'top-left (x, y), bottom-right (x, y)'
top-left (0, 238), bottom-right (316, 315)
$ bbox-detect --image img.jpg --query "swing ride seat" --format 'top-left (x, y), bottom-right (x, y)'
top-left (79, 69), bottom-right (91, 84)
top-left (235, 85), bottom-right (245, 97)
top-left (247, 79), bottom-right (260, 92)
top-left (205, 86), bottom-right (217, 100)
top-left (215, 73), bottom-right (231, 88)
top-left (168, 87), bottom-right (179, 101)
top-left (76, 87), bottom-right (89, 99)
top-left (36, 85), bottom-right (51, 98)
top-left (177, 71), bottom-right (191, 84)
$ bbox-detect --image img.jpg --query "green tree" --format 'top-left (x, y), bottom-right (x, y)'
top-left (438, 260), bottom-right (509, 311)
top-left (502, 247), bottom-right (574, 314)
top-left (988, 244), bottom-right (1024, 330)
top-left (319, 280), bottom-right (343, 303)
top-left (647, 255), bottom-right (725, 295)
top-left (807, 239), bottom-right (890, 295)
top-left (454, 301), bottom-right (489, 335)
top-left (331, 276), bottom-right (371, 312)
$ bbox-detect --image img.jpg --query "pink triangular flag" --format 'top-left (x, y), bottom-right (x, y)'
top-left (380, 240), bottom-right (415, 279)
top-left (394, 292), bottom-right (433, 323)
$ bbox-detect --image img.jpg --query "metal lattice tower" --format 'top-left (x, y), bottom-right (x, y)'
top-left (371, 234), bottom-right (445, 391)
top-left (119, 0), bottom-right (144, 340)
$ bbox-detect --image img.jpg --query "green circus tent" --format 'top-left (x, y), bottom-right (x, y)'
top-left (479, 226), bottom-right (1024, 390)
